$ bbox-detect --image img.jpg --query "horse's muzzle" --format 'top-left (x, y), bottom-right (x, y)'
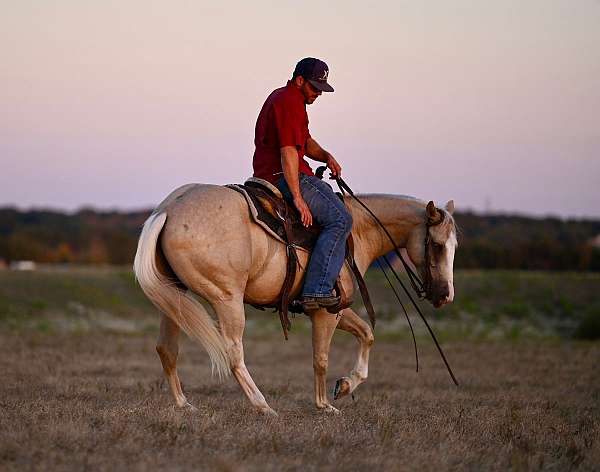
top-left (432, 283), bottom-right (454, 308)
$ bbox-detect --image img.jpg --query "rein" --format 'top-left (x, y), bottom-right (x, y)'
top-left (316, 167), bottom-right (459, 386)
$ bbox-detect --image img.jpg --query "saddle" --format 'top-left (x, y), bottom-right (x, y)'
top-left (227, 178), bottom-right (375, 339)
top-left (234, 178), bottom-right (322, 251)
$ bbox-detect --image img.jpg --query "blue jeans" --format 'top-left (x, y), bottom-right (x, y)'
top-left (276, 174), bottom-right (353, 298)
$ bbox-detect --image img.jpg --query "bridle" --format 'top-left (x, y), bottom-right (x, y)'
top-left (423, 215), bottom-right (446, 301)
top-left (320, 168), bottom-right (459, 386)
top-left (332, 173), bottom-right (443, 302)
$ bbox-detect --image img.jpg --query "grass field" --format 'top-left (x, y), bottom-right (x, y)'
top-left (1, 267), bottom-right (599, 470)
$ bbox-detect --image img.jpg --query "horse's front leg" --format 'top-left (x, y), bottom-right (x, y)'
top-left (332, 308), bottom-right (375, 401)
top-left (310, 308), bottom-right (341, 413)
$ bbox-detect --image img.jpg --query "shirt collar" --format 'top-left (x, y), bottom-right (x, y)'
top-left (286, 80), bottom-right (305, 104)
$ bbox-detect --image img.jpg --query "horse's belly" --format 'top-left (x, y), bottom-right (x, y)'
top-left (244, 231), bottom-right (309, 305)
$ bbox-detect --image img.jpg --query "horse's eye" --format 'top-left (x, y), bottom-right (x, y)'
top-left (433, 242), bottom-right (444, 250)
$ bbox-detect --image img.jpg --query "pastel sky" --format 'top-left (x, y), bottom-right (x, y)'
top-left (1, 0), bottom-right (599, 218)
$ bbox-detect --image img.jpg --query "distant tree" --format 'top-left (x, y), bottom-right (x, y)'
top-left (1, 207), bottom-right (599, 271)
top-left (84, 237), bottom-right (110, 264)
top-left (51, 243), bottom-right (75, 263)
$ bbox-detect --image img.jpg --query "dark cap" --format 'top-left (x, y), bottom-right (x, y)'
top-left (293, 57), bottom-right (334, 92)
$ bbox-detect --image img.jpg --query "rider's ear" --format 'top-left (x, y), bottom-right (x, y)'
top-left (426, 201), bottom-right (442, 224)
top-left (445, 200), bottom-right (455, 215)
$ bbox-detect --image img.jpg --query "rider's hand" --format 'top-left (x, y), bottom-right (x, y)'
top-left (293, 195), bottom-right (313, 227)
top-left (326, 153), bottom-right (342, 178)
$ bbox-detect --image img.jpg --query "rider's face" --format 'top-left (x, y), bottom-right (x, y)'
top-left (298, 78), bottom-right (322, 104)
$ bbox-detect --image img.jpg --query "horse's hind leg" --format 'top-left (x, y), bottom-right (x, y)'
top-left (332, 308), bottom-right (374, 401)
top-left (212, 299), bottom-right (276, 416)
top-left (156, 314), bottom-right (194, 409)
top-left (311, 308), bottom-right (341, 413)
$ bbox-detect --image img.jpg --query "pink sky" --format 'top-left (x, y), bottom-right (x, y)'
top-left (1, 1), bottom-right (599, 217)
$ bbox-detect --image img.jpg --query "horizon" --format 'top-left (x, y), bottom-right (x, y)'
top-left (2, 1), bottom-right (599, 218)
top-left (2, 201), bottom-right (599, 223)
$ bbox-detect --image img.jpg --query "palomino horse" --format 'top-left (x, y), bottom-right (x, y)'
top-left (133, 183), bottom-right (457, 414)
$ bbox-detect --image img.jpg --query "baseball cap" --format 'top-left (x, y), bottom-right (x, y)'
top-left (293, 57), bottom-right (334, 92)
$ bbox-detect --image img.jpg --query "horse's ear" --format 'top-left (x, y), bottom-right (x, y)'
top-left (426, 201), bottom-right (441, 224)
top-left (445, 200), bottom-right (455, 215)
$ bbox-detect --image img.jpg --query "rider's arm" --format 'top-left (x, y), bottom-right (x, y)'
top-left (305, 137), bottom-right (342, 177)
top-left (281, 146), bottom-right (313, 227)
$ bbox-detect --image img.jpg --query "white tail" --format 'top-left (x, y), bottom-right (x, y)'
top-left (133, 211), bottom-right (230, 378)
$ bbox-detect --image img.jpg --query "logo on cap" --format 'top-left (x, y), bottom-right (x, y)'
top-left (320, 69), bottom-right (329, 81)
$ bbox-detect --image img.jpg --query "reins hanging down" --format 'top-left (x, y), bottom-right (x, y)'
top-left (380, 255), bottom-right (458, 386)
top-left (376, 257), bottom-right (419, 373)
top-left (316, 166), bottom-right (459, 386)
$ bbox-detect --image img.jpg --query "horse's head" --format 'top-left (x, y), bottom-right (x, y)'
top-left (406, 200), bottom-right (457, 308)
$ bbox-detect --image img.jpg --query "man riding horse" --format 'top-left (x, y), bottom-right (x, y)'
top-left (252, 57), bottom-right (351, 314)
top-left (133, 58), bottom-right (458, 414)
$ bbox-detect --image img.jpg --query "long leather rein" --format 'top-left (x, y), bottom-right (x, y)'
top-left (318, 168), bottom-right (459, 386)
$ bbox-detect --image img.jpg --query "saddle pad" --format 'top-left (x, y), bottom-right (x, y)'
top-left (244, 177), bottom-right (283, 199)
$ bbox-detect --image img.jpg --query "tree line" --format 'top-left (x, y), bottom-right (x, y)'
top-left (1, 207), bottom-right (599, 271)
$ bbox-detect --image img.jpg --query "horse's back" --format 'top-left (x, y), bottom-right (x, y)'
top-left (160, 184), bottom-right (249, 237)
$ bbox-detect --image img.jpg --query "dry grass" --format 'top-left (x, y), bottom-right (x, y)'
top-left (1, 327), bottom-right (598, 471)
top-left (1, 267), bottom-right (598, 470)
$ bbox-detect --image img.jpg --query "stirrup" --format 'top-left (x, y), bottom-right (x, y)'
top-left (325, 297), bottom-right (353, 314)
top-left (299, 295), bottom-right (341, 313)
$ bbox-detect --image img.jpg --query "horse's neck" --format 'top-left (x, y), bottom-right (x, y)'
top-left (349, 194), bottom-right (425, 269)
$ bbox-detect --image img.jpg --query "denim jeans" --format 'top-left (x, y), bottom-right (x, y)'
top-left (276, 174), bottom-right (353, 298)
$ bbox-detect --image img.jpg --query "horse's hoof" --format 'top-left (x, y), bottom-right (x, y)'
top-left (261, 407), bottom-right (278, 417)
top-left (333, 377), bottom-right (352, 400)
top-left (182, 402), bottom-right (198, 412)
top-left (320, 404), bottom-right (341, 415)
